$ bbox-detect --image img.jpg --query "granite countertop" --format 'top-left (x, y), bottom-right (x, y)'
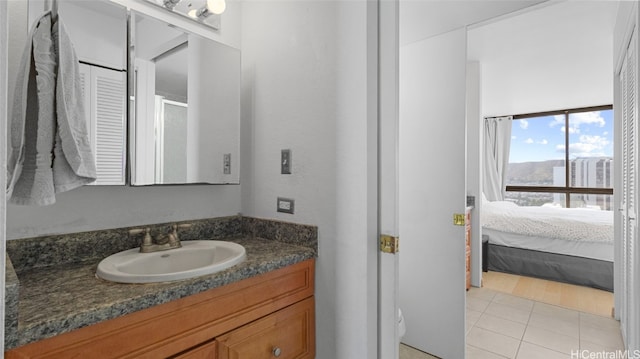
top-left (9, 236), bottom-right (316, 349)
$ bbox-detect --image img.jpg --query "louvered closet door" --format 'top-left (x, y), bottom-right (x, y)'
top-left (621, 26), bottom-right (639, 351)
top-left (78, 64), bottom-right (126, 185)
top-left (90, 67), bottom-right (127, 185)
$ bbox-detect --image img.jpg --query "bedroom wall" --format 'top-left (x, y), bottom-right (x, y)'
top-left (467, 1), bottom-right (616, 117)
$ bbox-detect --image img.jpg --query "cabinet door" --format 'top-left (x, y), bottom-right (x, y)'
top-left (217, 297), bottom-right (315, 359)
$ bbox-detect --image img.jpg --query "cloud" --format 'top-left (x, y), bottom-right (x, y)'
top-left (524, 138), bottom-right (534, 144)
top-left (537, 139), bottom-right (548, 145)
top-left (519, 119), bottom-right (529, 130)
top-left (556, 135), bottom-right (610, 157)
top-left (550, 112), bottom-right (606, 134)
top-left (561, 126), bottom-right (579, 134)
top-left (512, 135), bottom-right (517, 140)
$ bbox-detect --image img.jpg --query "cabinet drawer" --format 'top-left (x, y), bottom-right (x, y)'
top-left (174, 340), bottom-right (217, 359)
top-left (217, 297), bottom-right (315, 359)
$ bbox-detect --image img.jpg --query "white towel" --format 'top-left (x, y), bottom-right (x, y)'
top-left (7, 12), bottom-right (97, 206)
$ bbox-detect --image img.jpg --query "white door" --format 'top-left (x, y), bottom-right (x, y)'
top-left (399, 28), bottom-right (468, 358)
top-left (379, 1), bottom-right (400, 359)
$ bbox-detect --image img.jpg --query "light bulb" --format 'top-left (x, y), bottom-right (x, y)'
top-left (207, 0), bottom-right (226, 14)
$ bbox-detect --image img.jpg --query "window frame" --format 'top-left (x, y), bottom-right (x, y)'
top-left (505, 104), bottom-right (614, 208)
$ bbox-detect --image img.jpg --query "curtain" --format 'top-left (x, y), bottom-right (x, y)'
top-left (483, 116), bottom-right (512, 201)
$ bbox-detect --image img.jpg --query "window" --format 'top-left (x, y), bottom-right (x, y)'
top-left (505, 106), bottom-right (613, 210)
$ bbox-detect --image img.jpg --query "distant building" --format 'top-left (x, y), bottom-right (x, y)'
top-left (553, 157), bottom-right (613, 210)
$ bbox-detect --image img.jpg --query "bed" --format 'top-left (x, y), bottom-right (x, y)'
top-left (481, 200), bottom-right (614, 291)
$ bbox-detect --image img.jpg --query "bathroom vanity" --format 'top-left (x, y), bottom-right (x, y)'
top-left (6, 259), bottom-right (315, 358)
top-left (4, 217), bottom-right (317, 358)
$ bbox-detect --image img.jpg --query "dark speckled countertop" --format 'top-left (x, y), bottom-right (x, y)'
top-left (6, 216), bottom-right (317, 350)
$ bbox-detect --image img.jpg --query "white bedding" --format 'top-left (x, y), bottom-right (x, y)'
top-left (481, 201), bottom-right (613, 244)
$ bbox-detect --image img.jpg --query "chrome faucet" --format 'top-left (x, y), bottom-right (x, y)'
top-left (129, 224), bottom-right (192, 253)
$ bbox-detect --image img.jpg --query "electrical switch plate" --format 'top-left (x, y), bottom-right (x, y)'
top-left (277, 197), bottom-right (295, 214)
top-left (223, 154), bottom-right (231, 174)
top-left (281, 149), bottom-right (291, 174)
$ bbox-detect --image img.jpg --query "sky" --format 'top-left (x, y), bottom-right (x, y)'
top-left (509, 110), bottom-right (614, 163)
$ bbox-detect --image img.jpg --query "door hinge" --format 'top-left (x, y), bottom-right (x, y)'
top-left (380, 235), bottom-right (399, 254)
top-left (453, 213), bottom-right (466, 226)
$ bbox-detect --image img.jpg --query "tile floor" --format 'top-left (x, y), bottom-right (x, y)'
top-left (399, 286), bottom-right (625, 359)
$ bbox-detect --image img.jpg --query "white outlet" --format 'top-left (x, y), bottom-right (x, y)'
top-left (277, 197), bottom-right (294, 214)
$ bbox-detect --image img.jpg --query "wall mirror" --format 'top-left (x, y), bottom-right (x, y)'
top-left (129, 10), bottom-right (240, 185)
top-left (27, 0), bottom-right (128, 186)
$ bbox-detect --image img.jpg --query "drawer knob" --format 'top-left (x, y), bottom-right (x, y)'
top-left (272, 347), bottom-right (282, 357)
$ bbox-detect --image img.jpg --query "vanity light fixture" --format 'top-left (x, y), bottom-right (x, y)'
top-left (163, 0), bottom-right (181, 10)
top-left (188, 6), bottom-right (210, 19)
top-left (207, 0), bottom-right (226, 15)
top-left (143, 0), bottom-right (222, 30)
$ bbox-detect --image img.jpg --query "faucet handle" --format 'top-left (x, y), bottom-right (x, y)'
top-left (129, 227), bottom-right (146, 235)
top-left (130, 227), bottom-right (153, 249)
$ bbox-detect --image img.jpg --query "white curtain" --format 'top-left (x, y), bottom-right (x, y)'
top-left (483, 116), bottom-right (512, 201)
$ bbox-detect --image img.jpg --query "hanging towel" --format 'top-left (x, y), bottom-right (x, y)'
top-left (7, 11), bottom-right (96, 206)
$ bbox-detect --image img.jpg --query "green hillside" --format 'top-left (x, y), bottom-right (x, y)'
top-left (506, 160), bottom-right (565, 185)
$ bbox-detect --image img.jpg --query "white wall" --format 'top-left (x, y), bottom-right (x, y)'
top-left (241, 1), bottom-right (377, 358)
top-left (6, 0), bottom-right (243, 239)
top-left (468, 1), bottom-right (616, 117)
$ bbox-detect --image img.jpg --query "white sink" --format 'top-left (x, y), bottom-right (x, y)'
top-left (96, 240), bottom-right (246, 284)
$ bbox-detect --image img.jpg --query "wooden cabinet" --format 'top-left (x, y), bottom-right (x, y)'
top-left (173, 341), bottom-right (218, 359)
top-left (6, 259), bottom-right (315, 359)
top-left (466, 208), bottom-right (472, 290)
top-left (217, 298), bottom-right (315, 359)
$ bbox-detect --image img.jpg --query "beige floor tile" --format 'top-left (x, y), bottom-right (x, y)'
top-left (468, 287), bottom-right (499, 302)
top-left (475, 313), bottom-right (526, 340)
top-left (467, 327), bottom-right (520, 359)
top-left (466, 344), bottom-right (509, 359)
top-left (399, 343), bottom-right (438, 359)
top-left (532, 302), bottom-right (580, 322)
top-left (515, 342), bottom-right (568, 359)
top-left (522, 325), bottom-right (579, 355)
top-left (468, 297), bottom-right (492, 313)
top-left (467, 310), bottom-right (482, 335)
top-left (493, 293), bottom-right (534, 312)
top-left (527, 312), bottom-right (579, 338)
top-left (579, 311), bottom-right (620, 331)
top-left (485, 302), bottom-right (532, 324)
top-left (579, 324), bottom-right (625, 349)
top-left (580, 339), bottom-right (625, 352)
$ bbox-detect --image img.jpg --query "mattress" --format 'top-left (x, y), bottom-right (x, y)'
top-left (483, 228), bottom-right (613, 262)
top-left (482, 201), bottom-right (613, 244)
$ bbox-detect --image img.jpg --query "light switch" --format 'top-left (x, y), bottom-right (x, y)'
top-left (223, 153), bottom-right (231, 174)
top-left (281, 149), bottom-right (291, 174)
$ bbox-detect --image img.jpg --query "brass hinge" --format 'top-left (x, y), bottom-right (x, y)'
top-left (380, 235), bottom-right (399, 254)
top-left (453, 213), bottom-right (466, 226)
